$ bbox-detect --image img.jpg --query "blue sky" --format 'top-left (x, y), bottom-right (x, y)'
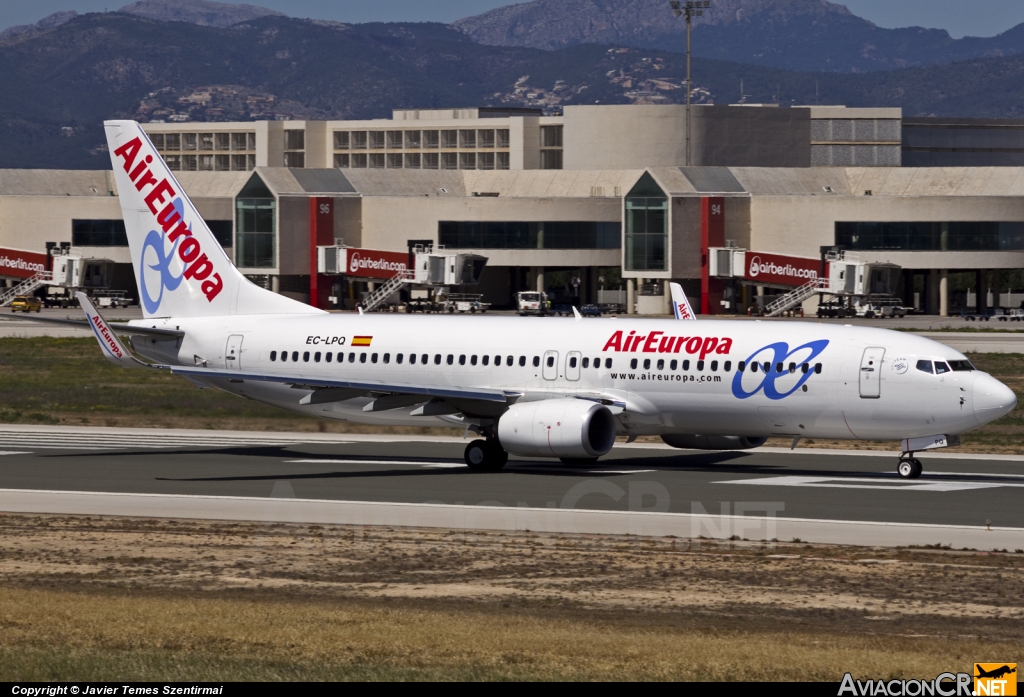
top-left (2, 0), bottom-right (1024, 39)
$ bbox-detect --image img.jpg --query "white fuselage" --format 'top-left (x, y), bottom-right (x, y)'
top-left (128, 313), bottom-right (1014, 442)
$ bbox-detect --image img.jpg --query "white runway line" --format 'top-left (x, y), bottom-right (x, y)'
top-left (716, 474), bottom-right (1024, 492)
top-left (0, 487), bottom-right (1021, 550)
top-left (0, 451), bottom-right (31, 456)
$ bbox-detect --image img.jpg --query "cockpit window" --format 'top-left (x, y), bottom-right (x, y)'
top-left (934, 361), bottom-right (951, 375)
top-left (916, 360), bottom-right (933, 374)
top-left (948, 360), bottom-right (975, 372)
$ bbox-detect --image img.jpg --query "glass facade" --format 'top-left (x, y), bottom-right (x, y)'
top-left (236, 199), bottom-right (275, 267)
top-left (836, 221), bottom-right (1024, 251)
top-left (72, 220), bottom-right (128, 246)
top-left (625, 173), bottom-right (668, 271)
top-left (439, 221), bottom-right (621, 249)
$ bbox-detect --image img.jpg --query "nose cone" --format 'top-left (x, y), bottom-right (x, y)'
top-left (974, 373), bottom-right (1017, 425)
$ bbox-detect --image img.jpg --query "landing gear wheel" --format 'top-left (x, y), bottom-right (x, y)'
top-left (464, 439), bottom-right (507, 472)
top-left (897, 457), bottom-right (923, 479)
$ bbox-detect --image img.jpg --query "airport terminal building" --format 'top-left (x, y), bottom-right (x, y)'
top-left (0, 104), bottom-right (1022, 316)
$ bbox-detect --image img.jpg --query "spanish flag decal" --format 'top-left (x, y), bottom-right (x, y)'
top-left (351, 336), bottom-right (373, 347)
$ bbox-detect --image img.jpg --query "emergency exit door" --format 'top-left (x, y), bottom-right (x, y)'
top-left (859, 347), bottom-right (884, 398)
top-left (542, 350), bottom-right (559, 380)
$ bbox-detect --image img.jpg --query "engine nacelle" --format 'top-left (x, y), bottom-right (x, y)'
top-left (498, 398), bottom-right (617, 459)
top-left (660, 434), bottom-right (768, 451)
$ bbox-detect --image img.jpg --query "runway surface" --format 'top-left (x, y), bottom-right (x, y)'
top-left (0, 425), bottom-right (1021, 549)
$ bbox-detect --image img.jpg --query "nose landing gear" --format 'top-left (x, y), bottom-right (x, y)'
top-left (464, 439), bottom-right (508, 472)
top-left (897, 453), bottom-right (923, 479)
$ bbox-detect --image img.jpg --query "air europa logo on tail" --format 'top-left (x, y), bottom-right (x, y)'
top-left (113, 137), bottom-right (223, 309)
top-left (602, 330), bottom-right (732, 359)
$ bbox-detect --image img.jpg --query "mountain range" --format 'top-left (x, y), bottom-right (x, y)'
top-left (4, 1), bottom-right (1024, 169)
top-left (455, 0), bottom-right (1024, 73)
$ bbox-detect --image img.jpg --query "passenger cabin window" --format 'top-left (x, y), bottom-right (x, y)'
top-left (519, 356), bottom-right (526, 367)
top-left (916, 360), bottom-right (933, 374)
top-left (643, 359), bottom-right (651, 370)
top-left (383, 353), bottom-right (390, 364)
top-left (605, 358), bottom-right (612, 369)
top-left (697, 360), bottom-right (704, 371)
top-left (459, 355), bottom-right (466, 366)
top-left (314, 352), bottom-right (321, 362)
top-left (569, 356), bottom-right (577, 368)
top-left (711, 360), bottom-right (718, 371)
top-left (533, 356), bottom-right (540, 367)
top-left (270, 351), bottom-right (277, 361)
top-left (682, 360), bottom-right (690, 370)
top-left (409, 354), bottom-right (416, 364)
top-left (371, 353), bottom-right (378, 363)
top-left (326, 352), bottom-right (332, 363)
top-left (482, 355), bottom-right (488, 366)
top-left (360, 354), bottom-right (367, 363)
top-left (724, 361), bottom-right (732, 371)
top-left (582, 357), bottom-right (589, 369)
top-left (303, 351), bottom-right (310, 362)
top-left (630, 358), bottom-right (638, 369)
top-left (801, 363), bottom-right (809, 374)
top-left (348, 352), bottom-right (355, 362)
top-left (434, 354), bottom-right (441, 365)
top-left (814, 363), bottom-right (822, 374)
top-left (396, 354), bottom-right (402, 364)
top-left (934, 361), bottom-right (951, 374)
top-left (447, 354), bottom-right (454, 365)
top-left (738, 361), bottom-right (745, 371)
top-left (546, 356), bottom-right (555, 368)
top-left (292, 351), bottom-right (298, 362)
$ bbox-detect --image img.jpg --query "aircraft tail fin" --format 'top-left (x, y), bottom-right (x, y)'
top-left (670, 282), bottom-right (697, 320)
top-left (103, 120), bottom-right (321, 319)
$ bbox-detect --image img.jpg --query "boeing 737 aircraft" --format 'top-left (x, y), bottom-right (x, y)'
top-left (58, 121), bottom-right (1021, 477)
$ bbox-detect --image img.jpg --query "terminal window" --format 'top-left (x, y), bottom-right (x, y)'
top-left (439, 221), bottom-right (621, 249)
top-left (236, 176), bottom-right (275, 268)
top-left (836, 221), bottom-right (1024, 251)
top-left (72, 220), bottom-right (128, 247)
top-left (624, 172), bottom-right (668, 271)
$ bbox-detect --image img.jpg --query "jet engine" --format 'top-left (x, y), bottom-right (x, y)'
top-left (498, 398), bottom-right (617, 459)
top-left (660, 434), bottom-right (768, 450)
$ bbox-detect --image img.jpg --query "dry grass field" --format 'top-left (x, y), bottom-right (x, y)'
top-left (0, 515), bottom-right (1021, 681)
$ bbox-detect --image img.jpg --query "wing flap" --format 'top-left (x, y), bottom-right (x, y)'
top-left (170, 366), bottom-right (510, 403)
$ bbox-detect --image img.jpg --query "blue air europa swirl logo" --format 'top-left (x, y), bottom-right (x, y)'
top-left (139, 198), bottom-right (189, 315)
top-left (731, 339), bottom-right (829, 400)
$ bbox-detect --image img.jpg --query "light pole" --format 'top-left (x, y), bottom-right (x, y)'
top-left (669, 1), bottom-right (711, 166)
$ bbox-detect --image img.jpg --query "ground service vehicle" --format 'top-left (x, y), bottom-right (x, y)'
top-left (38, 121), bottom-right (1019, 483)
top-left (9, 295), bottom-right (41, 313)
top-left (517, 291), bottom-right (548, 316)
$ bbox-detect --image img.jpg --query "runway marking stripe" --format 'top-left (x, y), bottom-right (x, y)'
top-left (287, 459), bottom-right (463, 467)
top-left (716, 475), bottom-right (1024, 492)
top-left (0, 451), bottom-right (31, 456)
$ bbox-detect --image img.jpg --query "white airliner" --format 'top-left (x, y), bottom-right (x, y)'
top-left (61, 121), bottom-right (1021, 477)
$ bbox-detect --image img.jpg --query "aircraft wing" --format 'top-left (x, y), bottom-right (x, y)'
top-left (169, 365), bottom-right (511, 404)
top-left (670, 282), bottom-right (697, 320)
top-left (0, 313), bottom-right (184, 339)
top-left (77, 292), bottom-right (166, 368)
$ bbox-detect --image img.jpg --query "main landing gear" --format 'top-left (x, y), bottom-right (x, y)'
top-left (897, 453), bottom-right (923, 479)
top-left (464, 439), bottom-right (508, 472)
